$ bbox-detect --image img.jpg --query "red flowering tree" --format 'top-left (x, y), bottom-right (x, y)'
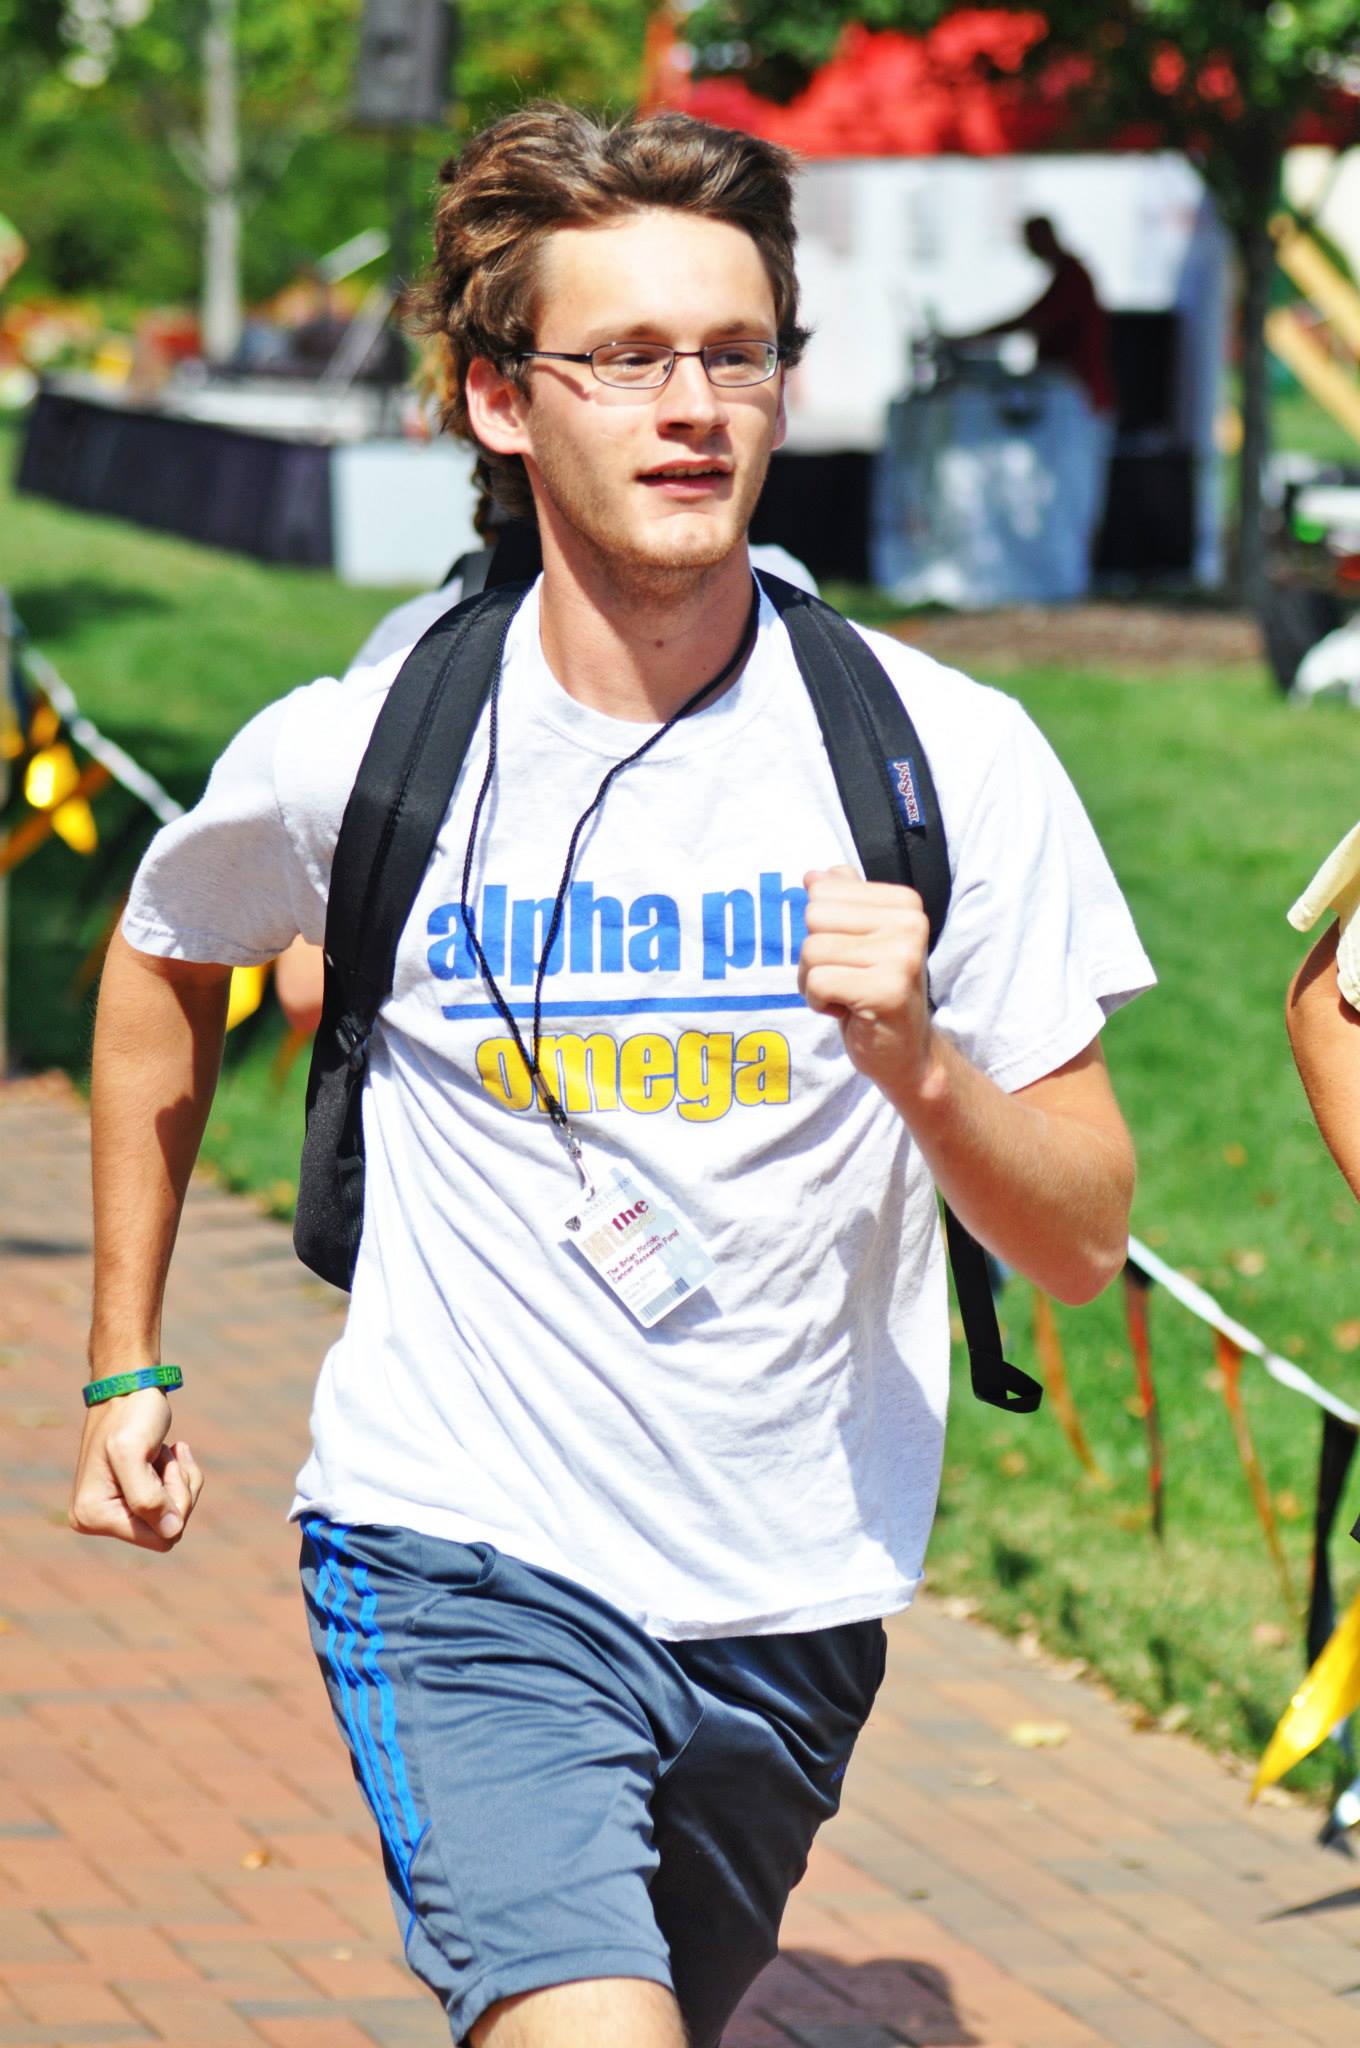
top-left (676, 1), bottom-right (1360, 602)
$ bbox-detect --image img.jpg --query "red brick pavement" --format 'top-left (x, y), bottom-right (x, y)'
top-left (3, 1076), bottom-right (1360, 2047)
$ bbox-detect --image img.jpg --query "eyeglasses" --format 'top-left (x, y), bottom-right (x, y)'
top-left (515, 340), bottom-right (782, 390)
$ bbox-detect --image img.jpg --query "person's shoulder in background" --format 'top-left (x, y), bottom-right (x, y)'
top-left (345, 581), bottom-right (467, 675)
top-left (346, 541), bottom-right (821, 680)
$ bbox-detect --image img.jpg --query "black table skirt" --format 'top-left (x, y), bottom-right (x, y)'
top-left (17, 388), bottom-right (334, 567)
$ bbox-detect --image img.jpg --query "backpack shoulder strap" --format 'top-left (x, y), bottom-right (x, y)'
top-left (757, 573), bottom-right (950, 947)
top-left (295, 577), bottom-right (531, 1289)
top-left (323, 577), bottom-right (530, 1046)
top-left (759, 571), bottom-right (1041, 1417)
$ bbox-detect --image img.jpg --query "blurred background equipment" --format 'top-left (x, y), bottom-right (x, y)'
top-left (354, 0), bottom-right (456, 127)
top-left (1259, 214), bottom-right (1360, 697)
top-left (749, 152), bottom-right (1227, 603)
top-left (15, 1), bottom-right (470, 588)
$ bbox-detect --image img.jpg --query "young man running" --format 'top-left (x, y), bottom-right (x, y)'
top-left (70, 106), bottom-right (1153, 2048)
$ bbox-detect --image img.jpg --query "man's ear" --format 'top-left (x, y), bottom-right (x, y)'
top-left (466, 355), bottom-right (531, 458)
top-left (772, 365), bottom-right (788, 454)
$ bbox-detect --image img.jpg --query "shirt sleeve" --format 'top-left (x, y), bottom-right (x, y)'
top-left (122, 686), bottom-right (331, 968)
top-left (928, 694), bottom-right (1155, 1092)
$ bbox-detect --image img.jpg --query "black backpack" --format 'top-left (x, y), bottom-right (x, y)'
top-left (294, 568), bottom-right (1042, 1414)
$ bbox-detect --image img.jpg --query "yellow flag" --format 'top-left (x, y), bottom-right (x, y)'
top-left (24, 742), bottom-right (80, 810)
top-left (51, 797), bottom-right (98, 855)
top-left (1252, 1589), bottom-right (1360, 1799)
top-left (225, 963), bottom-right (268, 1031)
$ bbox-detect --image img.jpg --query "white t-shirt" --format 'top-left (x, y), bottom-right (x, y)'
top-left (124, 577), bottom-right (1153, 1638)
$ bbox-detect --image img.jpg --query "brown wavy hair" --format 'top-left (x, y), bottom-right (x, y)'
top-left (405, 103), bottom-right (810, 530)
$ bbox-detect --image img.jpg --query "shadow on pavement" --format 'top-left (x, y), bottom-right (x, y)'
top-left (748, 1948), bottom-right (980, 2045)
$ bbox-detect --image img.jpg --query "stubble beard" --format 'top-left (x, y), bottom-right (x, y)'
top-left (529, 437), bottom-right (774, 608)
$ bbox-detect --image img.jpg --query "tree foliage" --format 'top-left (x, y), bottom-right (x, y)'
top-left (684, 1), bottom-right (1360, 235)
top-left (3, 0), bottom-right (653, 305)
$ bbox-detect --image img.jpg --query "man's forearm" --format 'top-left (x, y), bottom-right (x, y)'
top-left (886, 1034), bottom-right (1134, 1305)
top-left (89, 929), bottom-right (231, 1370)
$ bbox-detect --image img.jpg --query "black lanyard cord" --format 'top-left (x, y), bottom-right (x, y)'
top-left (459, 582), bottom-right (761, 1146)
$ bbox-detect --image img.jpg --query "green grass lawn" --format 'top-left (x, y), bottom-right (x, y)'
top-left (6, 411), bottom-right (1360, 1799)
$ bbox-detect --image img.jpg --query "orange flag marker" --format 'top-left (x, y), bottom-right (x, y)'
top-left (1032, 1289), bottom-right (1106, 1482)
top-left (1216, 1330), bottom-right (1293, 1607)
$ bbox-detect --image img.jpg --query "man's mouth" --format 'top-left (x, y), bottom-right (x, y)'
top-left (638, 462), bottom-right (731, 490)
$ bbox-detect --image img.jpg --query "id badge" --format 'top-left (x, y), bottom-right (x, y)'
top-left (563, 1166), bottom-right (715, 1328)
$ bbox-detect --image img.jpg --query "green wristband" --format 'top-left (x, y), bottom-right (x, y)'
top-left (83, 1365), bottom-right (184, 1408)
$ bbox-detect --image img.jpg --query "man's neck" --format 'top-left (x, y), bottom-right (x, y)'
top-left (535, 532), bottom-right (757, 724)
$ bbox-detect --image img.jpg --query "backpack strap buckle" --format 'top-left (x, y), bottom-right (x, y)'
top-left (335, 1013), bottom-right (371, 1073)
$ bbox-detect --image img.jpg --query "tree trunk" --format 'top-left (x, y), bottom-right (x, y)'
top-left (1235, 211), bottom-right (1275, 610)
top-left (200, 0), bottom-right (242, 366)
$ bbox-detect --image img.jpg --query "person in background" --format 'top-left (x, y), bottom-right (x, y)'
top-left (953, 215), bottom-right (1116, 576)
top-left (964, 216), bottom-right (1113, 419)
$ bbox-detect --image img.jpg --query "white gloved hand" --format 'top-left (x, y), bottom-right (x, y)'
top-left (1288, 820), bottom-right (1360, 1009)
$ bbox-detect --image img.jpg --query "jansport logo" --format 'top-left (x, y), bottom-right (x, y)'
top-left (612, 1199), bottom-right (649, 1231)
top-left (890, 757), bottom-right (924, 831)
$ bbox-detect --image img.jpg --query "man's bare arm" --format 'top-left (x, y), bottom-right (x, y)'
top-left (885, 1034), bottom-right (1131, 1304)
top-left (800, 869), bottom-right (1133, 1304)
top-left (69, 928), bottom-right (231, 1549)
top-left (1286, 920), bottom-right (1360, 1200)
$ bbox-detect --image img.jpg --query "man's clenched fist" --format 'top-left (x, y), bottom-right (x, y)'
top-left (69, 1387), bottom-right (203, 1552)
top-left (798, 866), bottom-right (937, 1099)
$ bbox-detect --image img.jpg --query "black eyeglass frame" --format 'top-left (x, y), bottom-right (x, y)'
top-left (513, 340), bottom-right (784, 390)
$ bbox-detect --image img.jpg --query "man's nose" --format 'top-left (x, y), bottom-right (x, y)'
top-left (655, 353), bottom-right (728, 431)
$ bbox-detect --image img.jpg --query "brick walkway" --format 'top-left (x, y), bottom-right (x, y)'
top-left (3, 1079), bottom-right (1360, 2048)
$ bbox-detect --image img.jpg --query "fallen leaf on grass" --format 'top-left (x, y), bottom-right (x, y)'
top-left (1050, 1657), bottom-right (1088, 1683)
top-left (329, 1946), bottom-right (353, 1962)
top-left (1274, 1491), bottom-right (1304, 1522)
top-left (0, 1619), bottom-right (11, 1635)
top-left (1223, 1142), bottom-right (1248, 1167)
top-left (999, 1449), bottom-right (1028, 1478)
top-left (240, 1848), bottom-right (271, 1871)
top-left (1253, 1621), bottom-right (1290, 1649)
top-left (1333, 1320), bottom-right (1360, 1353)
top-left (1230, 1248), bottom-right (1267, 1277)
top-left (1008, 1720), bottom-right (1070, 1749)
top-left (940, 1595), bottom-right (979, 1622)
top-left (1158, 1704), bottom-right (1191, 1733)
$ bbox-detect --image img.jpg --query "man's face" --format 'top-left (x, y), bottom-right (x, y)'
top-left (474, 209), bottom-right (787, 587)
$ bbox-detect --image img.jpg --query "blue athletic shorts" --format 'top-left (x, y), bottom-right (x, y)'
top-left (299, 1518), bottom-right (887, 2046)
